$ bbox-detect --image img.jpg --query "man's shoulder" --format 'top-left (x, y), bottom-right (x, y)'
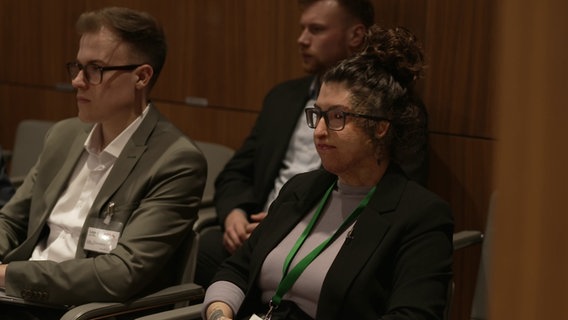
top-left (266, 75), bottom-right (314, 96)
top-left (48, 117), bottom-right (90, 137)
top-left (281, 169), bottom-right (334, 194)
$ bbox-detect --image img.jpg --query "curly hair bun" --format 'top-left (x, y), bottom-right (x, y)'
top-left (361, 25), bottom-right (425, 88)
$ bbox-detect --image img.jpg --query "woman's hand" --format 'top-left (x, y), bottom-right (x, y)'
top-left (207, 301), bottom-right (234, 320)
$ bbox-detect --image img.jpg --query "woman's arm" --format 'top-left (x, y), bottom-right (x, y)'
top-left (206, 301), bottom-right (234, 320)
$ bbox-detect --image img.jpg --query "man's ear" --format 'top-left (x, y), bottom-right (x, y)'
top-left (135, 64), bottom-right (153, 89)
top-left (348, 23), bottom-right (366, 51)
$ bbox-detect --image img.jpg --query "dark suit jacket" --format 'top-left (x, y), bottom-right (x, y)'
top-left (213, 166), bottom-right (453, 320)
top-left (0, 105), bottom-right (207, 306)
top-left (214, 76), bottom-right (314, 223)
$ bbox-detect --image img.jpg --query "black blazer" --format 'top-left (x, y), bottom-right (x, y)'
top-left (214, 76), bottom-right (314, 223)
top-left (213, 166), bottom-right (453, 320)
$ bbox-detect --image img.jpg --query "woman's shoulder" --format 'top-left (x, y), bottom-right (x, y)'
top-left (276, 169), bottom-right (335, 199)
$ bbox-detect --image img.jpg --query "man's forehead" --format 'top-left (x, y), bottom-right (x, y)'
top-left (301, 0), bottom-right (348, 25)
top-left (77, 28), bottom-right (127, 63)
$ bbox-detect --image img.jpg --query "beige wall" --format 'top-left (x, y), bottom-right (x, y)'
top-left (492, 0), bottom-right (568, 318)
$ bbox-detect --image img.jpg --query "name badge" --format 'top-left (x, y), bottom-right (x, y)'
top-left (84, 227), bottom-right (120, 253)
top-left (84, 214), bottom-right (123, 254)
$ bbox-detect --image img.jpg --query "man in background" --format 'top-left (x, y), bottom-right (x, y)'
top-left (0, 7), bottom-right (206, 319)
top-left (195, 0), bottom-right (378, 286)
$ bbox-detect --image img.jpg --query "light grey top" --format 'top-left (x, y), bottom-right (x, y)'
top-left (203, 182), bottom-right (372, 318)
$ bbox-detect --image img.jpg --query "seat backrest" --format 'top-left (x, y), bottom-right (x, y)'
top-left (10, 119), bottom-right (55, 186)
top-left (181, 141), bottom-right (234, 285)
top-left (194, 141), bottom-right (234, 207)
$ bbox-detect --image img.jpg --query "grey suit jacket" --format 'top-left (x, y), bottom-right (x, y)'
top-left (0, 105), bottom-right (207, 306)
top-left (214, 166), bottom-right (453, 320)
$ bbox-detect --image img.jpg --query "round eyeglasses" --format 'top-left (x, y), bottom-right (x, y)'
top-left (304, 107), bottom-right (388, 131)
top-left (66, 62), bottom-right (141, 85)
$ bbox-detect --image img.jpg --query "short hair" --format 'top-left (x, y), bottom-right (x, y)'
top-left (298, 0), bottom-right (375, 28)
top-left (76, 7), bottom-right (167, 89)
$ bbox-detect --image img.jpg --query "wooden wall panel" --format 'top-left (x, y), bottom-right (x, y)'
top-left (0, 84), bottom-right (255, 152)
top-left (492, 0), bottom-right (568, 319)
top-left (154, 102), bottom-right (258, 151)
top-left (423, 0), bottom-right (496, 138)
top-left (0, 0), bottom-right (83, 87)
top-left (374, 0), bottom-right (428, 41)
top-left (428, 134), bottom-right (494, 231)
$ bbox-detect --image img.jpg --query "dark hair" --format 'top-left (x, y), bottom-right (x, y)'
top-left (76, 7), bottom-right (167, 89)
top-left (322, 25), bottom-right (427, 165)
top-left (298, 0), bottom-right (375, 28)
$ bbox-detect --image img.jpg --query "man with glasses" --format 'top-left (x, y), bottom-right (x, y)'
top-left (0, 7), bottom-right (206, 319)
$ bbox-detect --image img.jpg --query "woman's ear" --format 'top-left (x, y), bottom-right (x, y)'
top-left (135, 64), bottom-right (154, 89)
top-left (375, 120), bottom-right (390, 139)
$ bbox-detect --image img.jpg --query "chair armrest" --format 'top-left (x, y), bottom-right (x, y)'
top-left (199, 194), bottom-right (213, 208)
top-left (193, 206), bottom-right (219, 233)
top-left (60, 283), bottom-right (204, 320)
top-left (9, 175), bottom-right (25, 189)
top-left (135, 303), bottom-right (203, 320)
top-left (453, 230), bottom-right (484, 250)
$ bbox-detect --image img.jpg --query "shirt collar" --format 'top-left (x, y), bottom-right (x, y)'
top-left (309, 76), bottom-right (321, 100)
top-left (84, 105), bottom-right (150, 158)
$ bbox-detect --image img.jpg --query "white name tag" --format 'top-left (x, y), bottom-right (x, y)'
top-left (84, 227), bottom-right (120, 254)
top-left (249, 315), bottom-right (264, 320)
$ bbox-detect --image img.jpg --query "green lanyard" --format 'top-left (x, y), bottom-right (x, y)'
top-left (269, 181), bottom-right (376, 309)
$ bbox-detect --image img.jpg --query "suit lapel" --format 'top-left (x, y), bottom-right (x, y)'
top-left (250, 171), bottom-right (335, 278)
top-left (41, 126), bottom-right (90, 222)
top-left (75, 106), bottom-right (159, 257)
top-left (89, 105), bottom-right (158, 217)
top-left (4, 123), bottom-right (90, 262)
top-left (317, 165), bottom-right (407, 319)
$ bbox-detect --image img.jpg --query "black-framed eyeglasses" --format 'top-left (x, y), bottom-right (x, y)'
top-left (66, 62), bottom-right (141, 85)
top-left (305, 107), bottom-right (388, 131)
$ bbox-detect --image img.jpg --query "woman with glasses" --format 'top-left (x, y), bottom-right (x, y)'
top-left (202, 25), bottom-right (453, 320)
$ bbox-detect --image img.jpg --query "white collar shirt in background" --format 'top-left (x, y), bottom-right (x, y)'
top-left (263, 79), bottom-right (321, 211)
